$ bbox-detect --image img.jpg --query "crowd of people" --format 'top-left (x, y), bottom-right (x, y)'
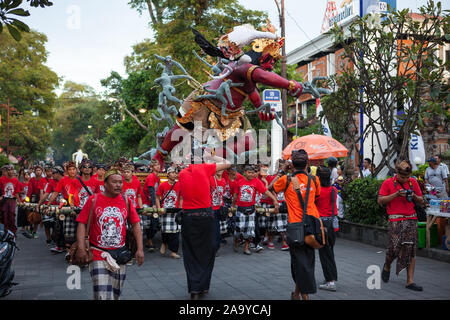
top-left (0, 150), bottom-right (447, 300)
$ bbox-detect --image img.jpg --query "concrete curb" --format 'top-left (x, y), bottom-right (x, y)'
top-left (337, 220), bottom-right (450, 264)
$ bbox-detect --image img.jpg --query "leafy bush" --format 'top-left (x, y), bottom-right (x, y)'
top-left (341, 178), bottom-right (387, 227)
top-left (0, 154), bottom-right (10, 168)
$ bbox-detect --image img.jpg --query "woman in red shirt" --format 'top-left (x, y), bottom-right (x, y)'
top-left (315, 166), bottom-right (339, 292)
top-left (378, 160), bottom-right (423, 292)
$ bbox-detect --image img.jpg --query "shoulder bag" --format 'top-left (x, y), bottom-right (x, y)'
top-left (285, 174), bottom-right (312, 248)
top-left (293, 174), bottom-right (327, 249)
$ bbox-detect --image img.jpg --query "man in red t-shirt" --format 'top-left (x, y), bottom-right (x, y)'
top-left (178, 154), bottom-right (230, 300)
top-left (69, 161), bottom-right (99, 208)
top-left (28, 165), bottom-right (45, 238)
top-left (76, 168), bottom-right (144, 300)
top-left (156, 167), bottom-right (181, 258)
top-left (232, 165), bottom-right (279, 255)
top-left (210, 169), bottom-right (227, 253)
top-left (47, 161), bottom-right (79, 256)
top-left (142, 160), bottom-right (161, 251)
top-left (122, 164), bottom-right (143, 209)
top-left (0, 164), bottom-right (22, 234)
top-left (95, 164), bottom-right (107, 193)
top-left (378, 160), bottom-right (423, 292)
top-left (37, 166), bottom-right (56, 244)
top-left (38, 166), bottom-right (66, 251)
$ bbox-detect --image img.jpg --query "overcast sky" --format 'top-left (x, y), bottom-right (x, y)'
top-left (21, 0), bottom-right (449, 94)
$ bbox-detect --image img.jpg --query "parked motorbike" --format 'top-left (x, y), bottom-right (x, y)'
top-left (0, 224), bottom-right (19, 298)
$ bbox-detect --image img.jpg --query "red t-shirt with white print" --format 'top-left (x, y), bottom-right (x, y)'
top-left (76, 193), bottom-right (140, 261)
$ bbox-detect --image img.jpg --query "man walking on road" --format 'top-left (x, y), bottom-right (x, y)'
top-left (178, 153), bottom-right (230, 300)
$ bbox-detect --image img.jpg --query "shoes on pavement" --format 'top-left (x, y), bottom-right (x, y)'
top-left (33, 233), bottom-right (38, 239)
top-left (22, 231), bottom-right (33, 239)
top-left (281, 244), bottom-right (289, 251)
top-left (267, 242), bottom-right (275, 250)
top-left (382, 264), bottom-right (390, 283)
top-left (50, 246), bottom-right (64, 253)
top-left (64, 253), bottom-right (71, 262)
top-left (148, 245), bottom-right (156, 252)
top-left (249, 243), bottom-right (256, 249)
top-left (243, 249), bottom-right (252, 255)
top-left (127, 258), bottom-right (135, 265)
top-left (319, 282), bottom-right (336, 292)
top-left (406, 283), bottom-right (423, 291)
top-left (170, 252), bottom-right (181, 259)
top-left (255, 244), bottom-right (264, 253)
top-left (46, 239), bottom-right (52, 245)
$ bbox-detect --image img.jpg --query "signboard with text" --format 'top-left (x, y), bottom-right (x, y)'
top-left (321, 0), bottom-right (397, 34)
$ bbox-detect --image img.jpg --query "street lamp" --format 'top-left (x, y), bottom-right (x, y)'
top-left (139, 108), bottom-right (147, 114)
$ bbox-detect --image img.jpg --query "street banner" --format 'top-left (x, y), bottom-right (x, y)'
top-left (316, 98), bottom-right (332, 137)
top-left (409, 132), bottom-right (425, 171)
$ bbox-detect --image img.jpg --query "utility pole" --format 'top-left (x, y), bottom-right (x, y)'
top-left (275, 0), bottom-right (288, 148)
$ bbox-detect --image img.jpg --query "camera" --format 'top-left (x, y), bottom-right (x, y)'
top-left (405, 189), bottom-right (413, 202)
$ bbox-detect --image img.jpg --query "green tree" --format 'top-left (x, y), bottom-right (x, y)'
top-left (322, 0), bottom-right (450, 177)
top-left (0, 0), bottom-right (53, 41)
top-left (52, 82), bottom-right (100, 163)
top-left (0, 28), bottom-right (58, 160)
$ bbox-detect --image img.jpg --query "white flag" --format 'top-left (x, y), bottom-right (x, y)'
top-left (316, 99), bottom-right (332, 137)
top-left (409, 132), bottom-right (425, 171)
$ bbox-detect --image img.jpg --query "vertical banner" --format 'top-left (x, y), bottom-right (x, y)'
top-left (263, 89), bottom-right (282, 174)
top-left (409, 132), bottom-right (425, 171)
top-left (316, 99), bottom-right (332, 137)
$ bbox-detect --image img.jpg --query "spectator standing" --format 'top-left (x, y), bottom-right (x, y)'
top-left (425, 157), bottom-right (448, 198)
top-left (378, 160), bottom-right (424, 291)
top-left (315, 166), bottom-right (339, 292)
top-left (359, 158), bottom-right (372, 178)
top-left (434, 155), bottom-right (449, 178)
top-left (272, 149), bottom-right (321, 300)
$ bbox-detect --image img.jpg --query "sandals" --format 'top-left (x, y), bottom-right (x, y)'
top-left (381, 263), bottom-right (390, 283)
top-left (406, 283), bottom-right (423, 291)
top-left (291, 292), bottom-right (300, 300)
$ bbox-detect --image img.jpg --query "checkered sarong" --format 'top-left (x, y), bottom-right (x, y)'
top-left (258, 203), bottom-right (271, 228)
top-left (159, 212), bottom-right (180, 233)
top-left (140, 213), bottom-right (151, 230)
top-left (234, 206), bottom-right (256, 239)
top-left (269, 212), bottom-right (288, 233)
top-left (63, 216), bottom-right (77, 242)
top-left (89, 260), bottom-right (126, 300)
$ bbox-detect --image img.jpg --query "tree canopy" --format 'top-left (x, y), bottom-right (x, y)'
top-left (321, 0), bottom-right (449, 176)
top-left (0, 28), bottom-right (58, 159)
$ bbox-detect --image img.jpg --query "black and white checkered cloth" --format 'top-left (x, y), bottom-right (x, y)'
top-left (258, 203), bottom-right (271, 229)
top-left (234, 206), bottom-right (256, 240)
top-left (89, 260), bottom-right (127, 300)
top-left (269, 212), bottom-right (288, 233)
top-left (63, 216), bottom-right (77, 242)
top-left (140, 213), bottom-right (151, 230)
top-left (159, 212), bottom-right (180, 233)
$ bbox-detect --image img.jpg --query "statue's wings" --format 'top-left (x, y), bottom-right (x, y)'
top-left (191, 28), bottom-right (227, 59)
